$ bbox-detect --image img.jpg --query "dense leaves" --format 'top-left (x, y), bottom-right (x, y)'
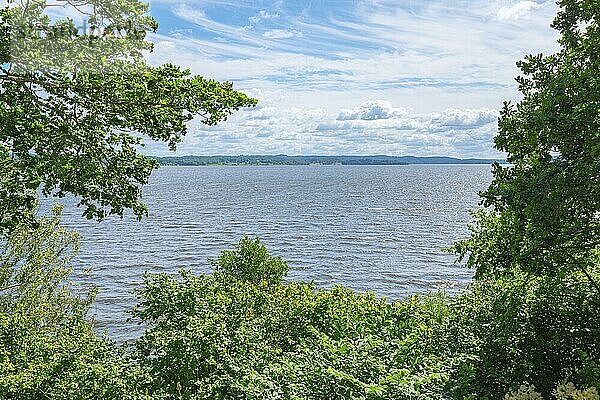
top-left (446, 2), bottom-right (600, 397)
top-left (505, 382), bottom-right (599, 400)
top-left (209, 236), bottom-right (289, 285)
top-left (1, 227), bottom-right (598, 399)
top-left (131, 237), bottom-right (460, 400)
top-left (0, 0), bottom-right (257, 234)
top-left (446, 269), bottom-right (600, 398)
top-left (1, 0), bottom-right (600, 399)
top-left (446, 1), bottom-right (600, 397)
top-left (0, 208), bottom-right (135, 400)
top-left (130, 239), bottom-right (600, 400)
top-left (453, 0), bottom-right (600, 284)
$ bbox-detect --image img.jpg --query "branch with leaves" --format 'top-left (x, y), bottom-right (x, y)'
top-left (0, 0), bottom-right (257, 234)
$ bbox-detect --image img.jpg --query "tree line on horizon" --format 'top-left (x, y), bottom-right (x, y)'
top-left (152, 154), bottom-right (503, 166)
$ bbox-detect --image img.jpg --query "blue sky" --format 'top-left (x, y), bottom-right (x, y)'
top-left (90, 1), bottom-right (565, 156)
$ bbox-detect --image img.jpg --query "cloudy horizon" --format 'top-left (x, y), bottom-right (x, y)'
top-left (142, 1), bottom-right (559, 157)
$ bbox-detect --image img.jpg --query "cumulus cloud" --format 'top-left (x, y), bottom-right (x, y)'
top-left (325, 103), bottom-right (498, 137)
top-left (143, 99), bottom-right (502, 158)
top-left (139, 0), bottom-right (558, 158)
top-left (337, 100), bottom-right (410, 121)
top-left (243, 88), bottom-right (265, 107)
top-left (497, 1), bottom-right (546, 21)
top-left (429, 108), bottom-right (499, 129)
top-left (146, 0), bottom-right (558, 120)
top-left (317, 118), bottom-right (425, 132)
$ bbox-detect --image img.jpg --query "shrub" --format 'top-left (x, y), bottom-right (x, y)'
top-left (0, 208), bottom-right (135, 400)
top-left (209, 236), bottom-right (288, 285)
top-left (505, 382), bottom-right (599, 400)
top-left (445, 269), bottom-right (600, 399)
top-left (130, 237), bottom-right (462, 399)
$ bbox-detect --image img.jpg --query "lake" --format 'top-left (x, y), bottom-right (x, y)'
top-left (57, 164), bottom-right (492, 341)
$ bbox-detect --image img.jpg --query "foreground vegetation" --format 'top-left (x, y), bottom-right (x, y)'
top-left (1, 0), bottom-right (599, 398)
top-left (1, 222), bottom-right (598, 399)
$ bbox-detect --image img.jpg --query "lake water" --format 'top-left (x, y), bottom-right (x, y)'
top-left (57, 165), bottom-right (492, 341)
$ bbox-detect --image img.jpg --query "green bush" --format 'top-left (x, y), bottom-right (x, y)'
top-left (126, 238), bottom-right (600, 400)
top-left (210, 236), bottom-right (289, 285)
top-left (444, 269), bottom-right (600, 399)
top-left (0, 208), bottom-right (136, 400)
top-left (130, 237), bottom-right (462, 399)
top-left (2, 226), bottom-right (598, 400)
top-left (505, 382), bottom-right (599, 400)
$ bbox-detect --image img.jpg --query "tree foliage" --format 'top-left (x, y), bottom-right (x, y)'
top-left (2, 0), bottom-right (600, 399)
top-left (0, 0), bottom-right (257, 234)
top-left (0, 207), bottom-right (134, 399)
top-left (453, 0), bottom-right (600, 284)
top-left (445, 270), bottom-right (600, 399)
top-left (1, 229), bottom-right (597, 400)
top-left (210, 236), bottom-right (289, 285)
top-left (505, 382), bottom-right (599, 400)
top-left (131, 237), bottom-right (461, 400)
top-left (447, 2), bottom-right (600, 396)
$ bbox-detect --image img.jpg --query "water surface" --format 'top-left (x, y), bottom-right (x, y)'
top-left (57, 165), bottom-right (492, 341)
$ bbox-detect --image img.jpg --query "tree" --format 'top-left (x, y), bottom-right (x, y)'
top-left (454, 0), bottom-right (600, 287)
top-left (446, 2), bottom-right (600, 396)
top-left (210, 236), bottom-right (289, 285)
top-left (0, 206), bottom-right (138, 399)
top-left (0, 0), bottom-right (257, 234)
top-left (445, 270), bottom-right (600, 398)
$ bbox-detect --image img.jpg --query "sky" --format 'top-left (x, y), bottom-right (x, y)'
top-left (66, 1), bottom-right (563, 157)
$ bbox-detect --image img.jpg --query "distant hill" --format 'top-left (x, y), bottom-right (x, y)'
top-left (152, 155), bottom-right (503, 166)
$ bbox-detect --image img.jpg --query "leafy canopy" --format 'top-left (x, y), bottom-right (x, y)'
top-left (446, 3), bottom-right (600, 395)
top-left (445, 270), bottom-right (600, 398)
top-left (0, 0), bottom-right (257, 234)
top-left (210, 236), bottom-right (289, 285)
top-left (0, 207), bottom-right (135, 400)
top-left (454, 0), bottom-right (600, 284)
top-left (131, 237), bottom-right (459, 400)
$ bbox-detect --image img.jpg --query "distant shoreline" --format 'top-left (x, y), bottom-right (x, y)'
top-left (151, 155), bottom-right (503, 167)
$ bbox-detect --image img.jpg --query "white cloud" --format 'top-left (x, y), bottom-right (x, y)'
top-left (497, 1), bottom-right (546, 21)
top-left (140, 0), bottom-right (559, 157)
top-left (142, 98), bottom-right (502, 158)
top-left (249, 10), bottom-right (280, 25)
top-left (337, 100), bottom-right (410, 121)
top-left (148, 0), bottom-right (559, 112)
top-left (263, 29), bottom-right (301, 39)
top-left (429, 108), bottom-right (499, 129)
top-left (244, 88), bottom-right (265, 104)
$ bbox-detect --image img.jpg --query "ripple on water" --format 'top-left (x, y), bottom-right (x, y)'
top-left (49, 164), bottom-right (492, 342)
